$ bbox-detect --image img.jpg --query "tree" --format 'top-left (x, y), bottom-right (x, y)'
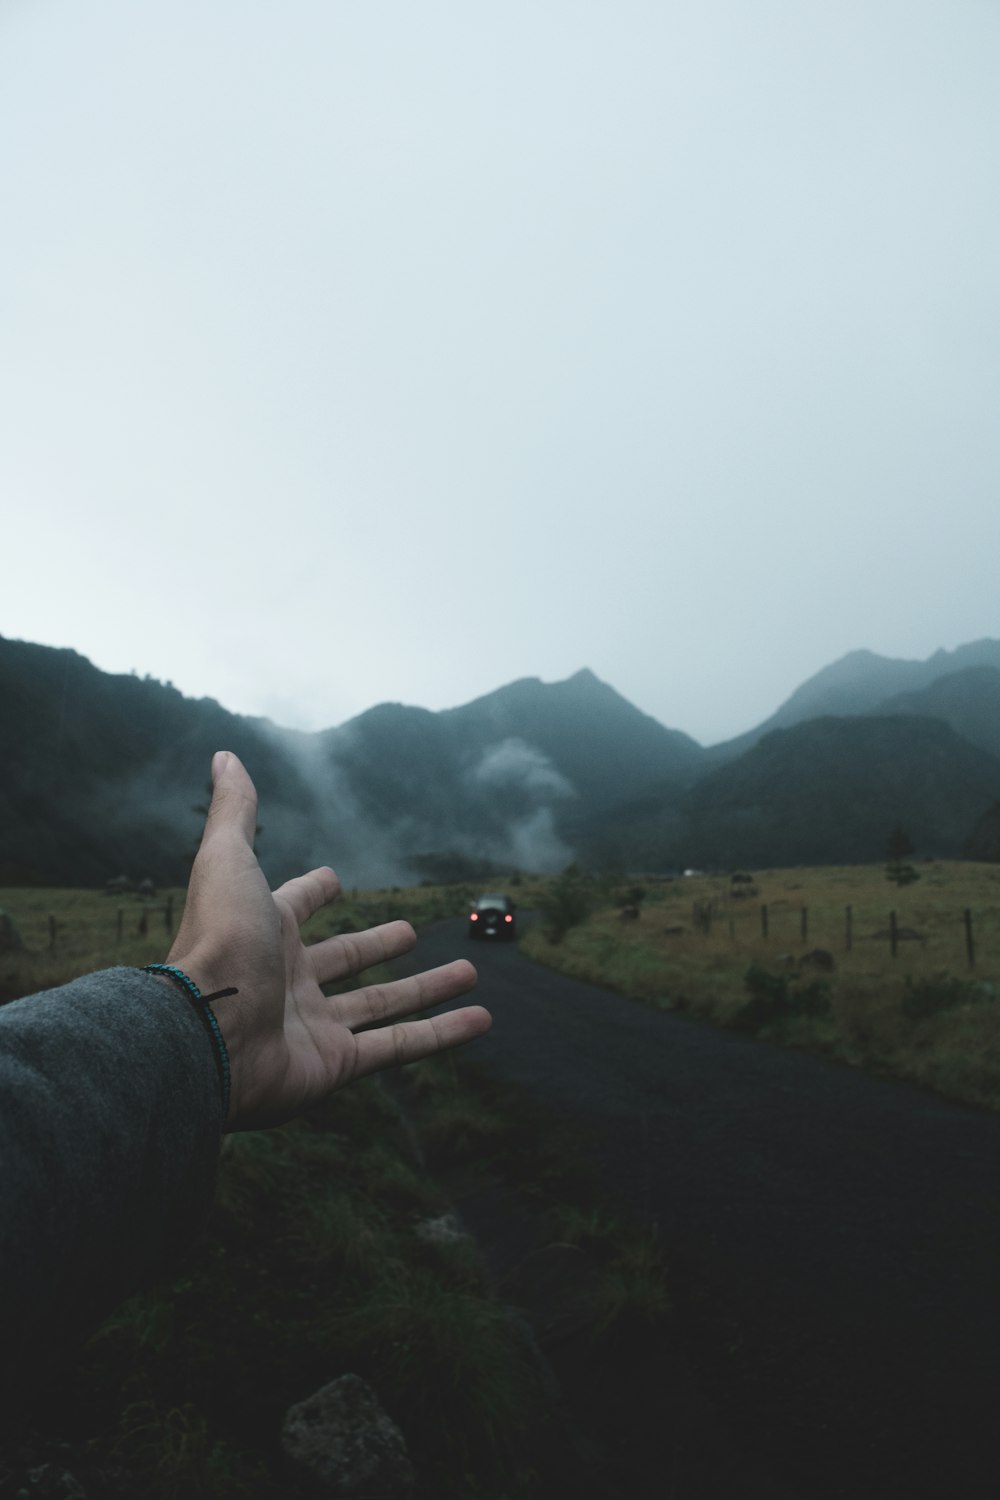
top-left (885, 825), bottom-right (919, 887)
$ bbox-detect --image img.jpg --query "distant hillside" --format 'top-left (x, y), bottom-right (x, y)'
top-left (711, 641), bottom-right (1000, 760)
top-left (870, 666), bottom-right (1000, 760)
top-left (692, 715), bottom-right (1000, 866)
top-left (586, 716), bottom-right (1000, 870)
top-left (0, 637), bottom-right (312, 885)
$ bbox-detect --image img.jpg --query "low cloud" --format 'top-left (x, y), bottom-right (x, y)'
top-left (470, 738), bottom-right (575, 800)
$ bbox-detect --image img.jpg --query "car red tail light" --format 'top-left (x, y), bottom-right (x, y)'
top-left (470, 912), bottom-right (478, 921)
top-left (505, 914), bottom-right (513, 922)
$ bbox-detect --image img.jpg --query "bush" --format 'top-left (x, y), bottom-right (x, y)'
top-left (536, 875), bottom-right (593, 944)
top-left (902, 973), bottom-right (986, 1020)
top-left (735, 964), bottom-right (831, 1033)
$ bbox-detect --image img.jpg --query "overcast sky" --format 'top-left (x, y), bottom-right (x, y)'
top-left (2, 0), bottom-right (998, 747)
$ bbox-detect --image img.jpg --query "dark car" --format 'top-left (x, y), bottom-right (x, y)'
top-left (468, 893), bottom-right (516, 941)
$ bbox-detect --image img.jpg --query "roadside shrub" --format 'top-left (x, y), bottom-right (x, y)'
top-left (536, 875), bottom-right (593, 944)
top-left (901, 972), bottom-right (989, 1021)
top-left (735, 964), bottom-right (831, 1033)
top-left (831, 979), bottom-right (904, 1053)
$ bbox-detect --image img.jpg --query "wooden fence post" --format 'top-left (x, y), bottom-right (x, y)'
top-left (48, 915), bottom-right (57, 953)
top-left (965, 908), bottom-right (976, 968)
top-left (890, 910), bottom-right (898, 959)
top-left (117, 909), bottom-right (123, 941)
top-left (845, 906), bottom-right (853, 953)
top-left (165, 895), bottom-right (174, 934)
top-left (137, 909), bottom-right (148, 937)
top-left (800, 907), bottom-right (808, 942)
top-left (761, 904), bottom-right (769, 941)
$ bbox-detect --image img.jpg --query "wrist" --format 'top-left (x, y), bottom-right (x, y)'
top-left (142, 964), bottom-right (235, 1125)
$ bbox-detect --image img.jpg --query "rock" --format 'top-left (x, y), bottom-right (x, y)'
top-left (281, 1374), bottom-right (415, 1498)
top-left (413, 1211), bottom-right (472, 1247)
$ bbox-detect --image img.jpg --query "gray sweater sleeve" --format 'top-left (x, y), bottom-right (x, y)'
top-left (0, 967), bottom-right (223, 1396)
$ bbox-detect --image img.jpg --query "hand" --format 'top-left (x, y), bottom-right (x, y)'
top-left (165, 751), bottom-right (489, 1130)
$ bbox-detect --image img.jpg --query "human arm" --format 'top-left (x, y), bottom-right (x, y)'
top-left (0, 751), bottom-right (490, 1399)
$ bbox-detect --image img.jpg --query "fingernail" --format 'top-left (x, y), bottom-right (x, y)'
top-left (212, 751), bottom-right (230, 782)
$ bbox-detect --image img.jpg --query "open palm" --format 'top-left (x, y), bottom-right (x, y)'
top-left (167, 751), bottom-right (489, 1130)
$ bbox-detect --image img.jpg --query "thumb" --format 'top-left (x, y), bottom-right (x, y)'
top-left (204, 750), bottom-right (259, 847)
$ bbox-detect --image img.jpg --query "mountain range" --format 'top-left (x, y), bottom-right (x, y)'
top-left (2, 633), bottom-right (1000, 885)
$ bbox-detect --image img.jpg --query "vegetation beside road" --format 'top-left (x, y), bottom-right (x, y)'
top-left (522, 861), bottom-right (1000, 1114)
top-left (0, 879), bottom-right (665, 1499)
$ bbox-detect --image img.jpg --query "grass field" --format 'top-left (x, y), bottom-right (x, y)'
top-left (524, 860), bottom-right (1000, 1114)
top-left (0, 879), bottom-right (537, 1005)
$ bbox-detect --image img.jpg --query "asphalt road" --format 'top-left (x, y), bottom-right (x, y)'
top-left (399, 917), bottom-right (1000, 1500)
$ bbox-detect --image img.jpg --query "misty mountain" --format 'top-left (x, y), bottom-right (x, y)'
top-left (332, 668), bottom-right (702, 812)
top-left (308, 668), bottom-right (705, 880)
top-left (0, 638), bottom-right (701, 886)
top-left (4, 633), bottom-right (1000, 885)
top-left (711, 640), bottom-right (1000, 761)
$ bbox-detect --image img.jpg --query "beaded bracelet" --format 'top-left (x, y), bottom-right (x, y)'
top-left (143, 963), bottom-right (236, 1121)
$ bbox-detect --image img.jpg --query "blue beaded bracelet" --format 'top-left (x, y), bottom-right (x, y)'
top-left (143, 963), bottom-right (236, 1121)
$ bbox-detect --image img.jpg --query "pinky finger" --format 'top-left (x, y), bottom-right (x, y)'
top-left (351, 1005), bottom-right (492, 1079)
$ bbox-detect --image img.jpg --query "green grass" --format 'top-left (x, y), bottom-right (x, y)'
top-left (521, 861), bottom-right (1000, 1112)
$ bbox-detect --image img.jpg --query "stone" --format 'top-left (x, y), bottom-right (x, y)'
top-left (281, 1374), bottom-right (415, 1498)
top-left (413, 1211), bottom-right (472, 1247)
